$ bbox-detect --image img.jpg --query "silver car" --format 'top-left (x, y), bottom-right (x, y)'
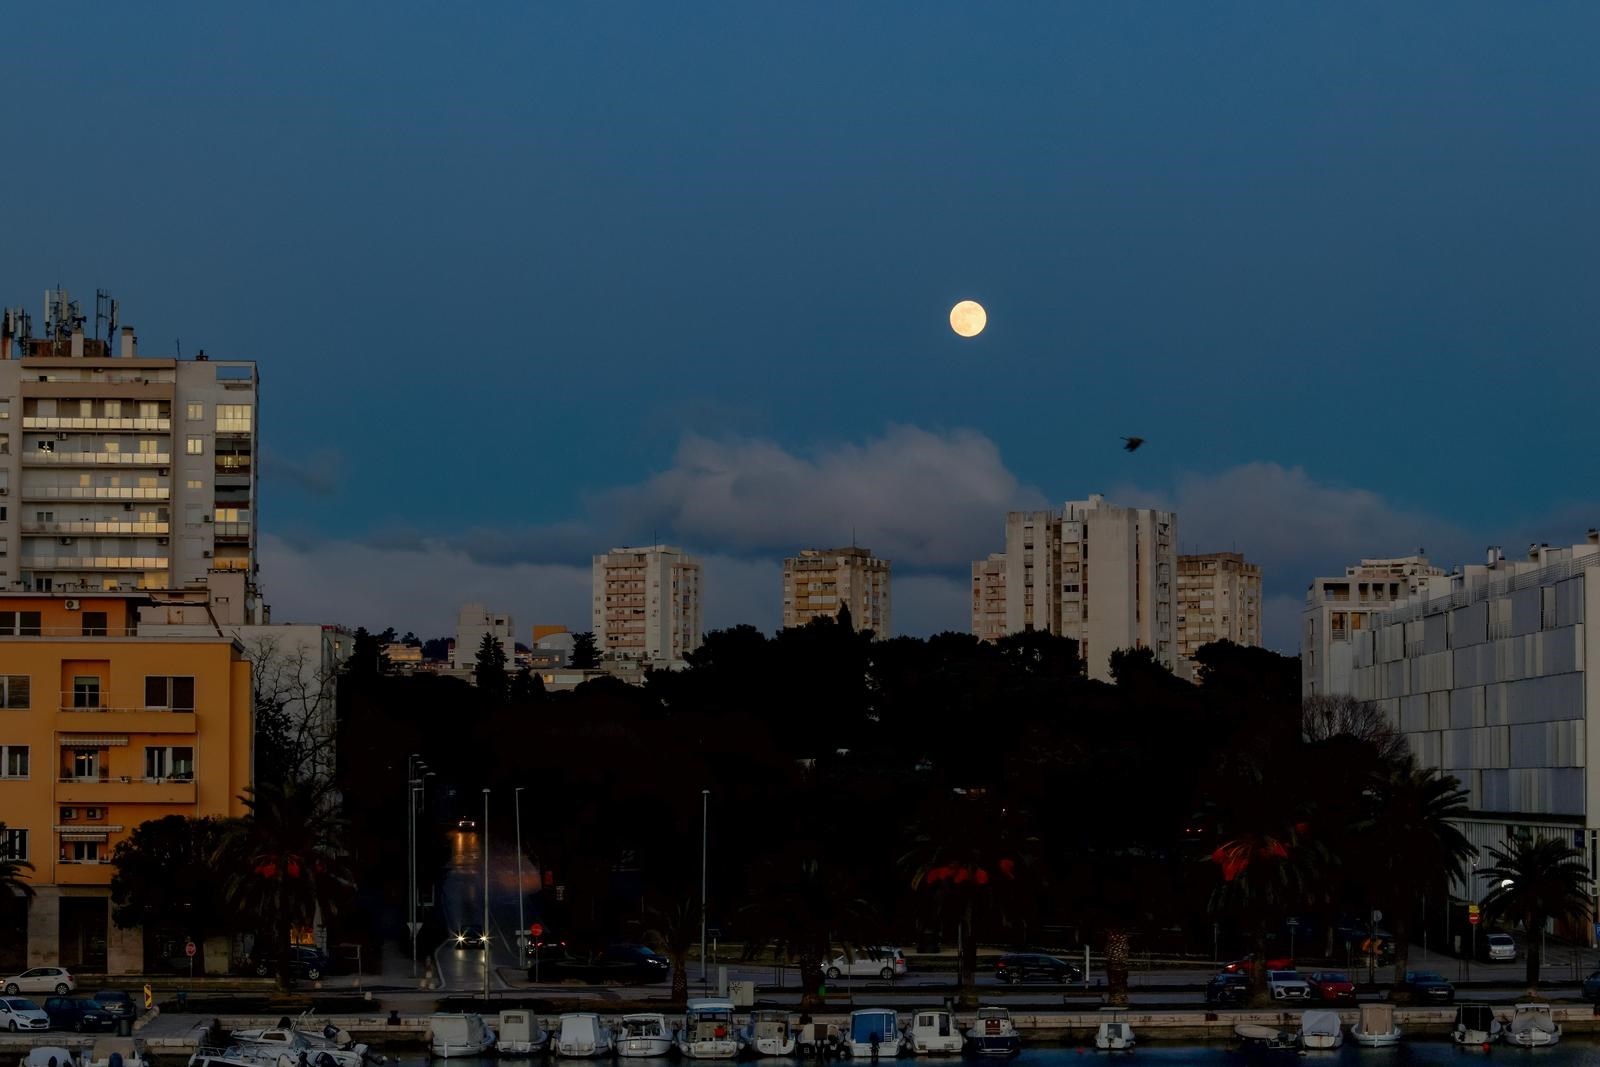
top-left (1485, 933), bottom-right (1517, 961)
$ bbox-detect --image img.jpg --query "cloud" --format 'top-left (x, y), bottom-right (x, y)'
top-left (262, 448), bottom-right (342, 496)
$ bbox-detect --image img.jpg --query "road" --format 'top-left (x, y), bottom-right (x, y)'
top-left (432, 824), bottom-right (535, 992)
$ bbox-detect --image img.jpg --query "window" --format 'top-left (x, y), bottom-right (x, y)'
top-left (63, 840), bottom-right (101, 863)
top-left (84, 807), bottom-right (102, 820)
top-left (0, 827), bottom-right (27, 861)
top-left (145, 746), bottom-right (194, 781)
top-left (186, 437), bottom-right (204, 455)
top-left (187, 402), bottom-right (203, 421)
top-left (36, 439), bottom-right (53, 454)
top-left (81, 612), bottom-right (107, 637)
top-left (104, 400), bottom-right (122, 419)
top-left (138, 402), bottom-right (159, 419)
top-left (60, 807), bottom-right (77, 822)
top-left (72, 676), bottom-right (102, 709)
top-left (138, 439), bottom-right (159, 454)
top-left (0, 674), bottom-right (31, 708)
top-left (0, 612), bottom-right (41, 637)
top-left (69, 749), bottom-right (100, 780)
top-left (216, 404), bottom-right (251, 433)
top-left (186, 479), bottom-right (203, 490)
top-left (0, 745), bottom-right (28, 778)
top-left (0, 506), bottom-right (6, 521)
top-left (145, 675), bottom-right (196, 712)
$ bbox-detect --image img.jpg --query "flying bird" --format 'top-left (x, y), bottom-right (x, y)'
top-left (1122, 436), bottom-right (1145, 453)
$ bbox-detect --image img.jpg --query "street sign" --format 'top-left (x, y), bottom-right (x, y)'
top-left (406, 921), bottom-right (422, 936)
top-left (530, 922), bottom-right (544, 938)
top-left (1286, 918), bottom-right (1300, 927)
top-left (1468, 909), bottom-right (1481, 925)
top-left (185, 941), bottom-right (196, 958)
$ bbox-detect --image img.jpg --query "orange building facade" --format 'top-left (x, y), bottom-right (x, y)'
top-left (0, 592), bottom-right (251, 973)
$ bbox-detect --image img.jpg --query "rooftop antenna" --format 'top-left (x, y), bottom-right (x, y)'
top-left (94, 289), bottom-right (113, 340)
top-left (175, 337), bottom-right (181, 359)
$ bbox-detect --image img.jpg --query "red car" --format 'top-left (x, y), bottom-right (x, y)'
top-left (1223, 957), bottom-right (1293, 975)
top-left (1306, 970), bottom-right (1356, 1003)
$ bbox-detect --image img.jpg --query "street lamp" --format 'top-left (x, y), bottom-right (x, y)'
top-left (514, 787), bottom-right (526, 954)
top-left (406, 754), bottom-right (430, 980)
top-left (700, 788), bottom-right (710, 989)
top-left (483, 788), bottom-right (492, 1002)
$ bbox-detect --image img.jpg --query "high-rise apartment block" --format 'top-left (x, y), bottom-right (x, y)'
top-left (1349, 535), bottom-right (1600, 894)
top-left (0, 290), bottom-right (261, 607)
top-left (1176, 552), bottom-right (1263, 674)
top-left (781, 546), bottom-right (891, 635)
top-left (454, 602), bottom-right (515, 671)
top-left (592, 545), bottom-right (702, 669)
top-left (1301, 555), bottom-right (1449, 700)
top-left (970, 495), bottom-right (1178, 680)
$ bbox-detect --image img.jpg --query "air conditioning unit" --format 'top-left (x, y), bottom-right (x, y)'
top-left (158, 537), bottom-right (169, 546)
top-left (202, 549), bottom-right (212, 558)
top-left (0, 488), bottom-right (8, 496)
top-left (59, 537), bottom-right (74, 546)
top-left (202, 515), bottom-right (212, 523)
top-left (57, 432), bottom-right (68, 441)
top-left (64, 599), bottom-right (80, 610)
top-left (159, 468), bottom-right (169, 476)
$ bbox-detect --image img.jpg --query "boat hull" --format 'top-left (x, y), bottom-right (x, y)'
top-left (554, 1043), bottom-right (613, 1059)
top-left (844, 1040), bottom-right (903, 1059)
top-left (679, 1040), bottom-right (741, 1059)
top-left (749, 1038), bottom-right (797, 1057)
top-left (1351, 1028), bottom-right (1401, 1048)
top-left (1505, 1031), bottom-right (1560, 1048)
top-left (968, 1035), bottom-right (1020, 1057)
top-left (617, 1038), bottom-right (674, 1058)
top-left (431, 1037), bottom-right (495, 1059)
top-left (908, 1036), bottom-right (965, 1055)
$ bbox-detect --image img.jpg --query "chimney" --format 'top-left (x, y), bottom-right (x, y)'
top-left (119, 327), bottom-right (136, 358)
top-left (70, 328), bottom-right (84, 358)
top-left (1528, 543), bottom-right (1540, 560)
top-left (1588, 529), bottom-right (1598, 546)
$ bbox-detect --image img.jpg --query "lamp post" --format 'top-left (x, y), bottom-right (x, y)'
top-left (482, 788), bottom-right (493, 1001)
top-left (406, 754), bottom-right (428, 979)
top-left (700, 788), bottom-right (710, 989)
top-left (514, 786), bottom-right (526, 956)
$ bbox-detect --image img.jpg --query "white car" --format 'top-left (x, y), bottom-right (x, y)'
top-left (825, 947), bottom-right (907, 980)
top-left (2, 967), bottom-right (75, 996)
top-left (0, 996), bottom-right (51, 1032)
top-left (1268, 970), bottom-right (1311, 1000)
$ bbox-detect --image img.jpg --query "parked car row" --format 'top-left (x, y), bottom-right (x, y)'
top-left (1206, 966), bottom-right (1456, 1005)
top-left (0, 989), bottom-right (134, 1033)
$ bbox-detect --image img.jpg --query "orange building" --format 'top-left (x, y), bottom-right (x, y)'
top-left (0, 591), bottom-right (251, 973)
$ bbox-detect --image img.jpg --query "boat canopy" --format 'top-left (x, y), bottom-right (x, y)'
top-left (850, 1011), bottom-right (898, 1044)
top-left (1301, 1011), bottom-right (1341, 1037)
top-left (1358, 1005), bottom-right (1394, 1032)
top-left (1457, 1005), bottom-right (1495, 1030)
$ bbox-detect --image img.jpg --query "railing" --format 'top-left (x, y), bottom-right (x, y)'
top-left (60, 703), bottom-right (193, 714)
top-left (22, 452), bottom-right (171, 466)
top-left (0, 625), bottom-right (137, 638)
top-left (22, 556), bottom-right (169, 570)
top-left (21, 521), bottom-right (168, 535)
top-left (57, 772), bottom-right (194, 784)
top-left (214, 522), bottom-right (250, 540)
top-left (60, 771), bottom-right (111, 783)
top-left (21, 486), bottom-right (169, 500)
top-left (1375, 551), bottom-right (1600, 627)
top-left (22, 417), bottom-right (171, 431)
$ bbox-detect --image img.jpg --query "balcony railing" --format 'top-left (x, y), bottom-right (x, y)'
top-left (23, 452), bottom-right (171, 466)
top-left (21, 521), bottom-right (168, 536)
top-left (58, 772), bottom-right (194, 784)
top-left (22, 556), bottom-right (169, 571)
top-left (21, 486), bottom-right (169, 501)
top-left (60, 700), bottom-right (194, 713)
top-left (23, 417), bottom-right (171, 431)
top-left (214, 522), bottom-right (250, 541)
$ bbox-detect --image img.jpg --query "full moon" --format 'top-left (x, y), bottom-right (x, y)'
top-left (949, 299), bottom-right (987, 338)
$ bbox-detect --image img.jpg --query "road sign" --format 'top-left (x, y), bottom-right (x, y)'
top-left (1468, 908), bottom-right (1481, 926)
top-left (142, 984), bottom-right (153, 1010)
top-left (1286, 918), bottom-right (1300, 927)
top-left (530, 922), bottom-right (544, 938)
top-left (406, 921), bottom-right (422, 936)
top-left (185, 940), bottom-right (197, 958)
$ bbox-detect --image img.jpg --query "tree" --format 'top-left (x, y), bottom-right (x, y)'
top-left (1478, 835), bottom-right (1591, 989)
top-left (474, 632), bottom-right (509, 700)
top-left (510, 667), bottom-right (544, 703)
top-left (1302, 695), bottom-right (1409, 767)
top-left (216, 779), bottom-right (352, 987)
top-left (347, 627), bottom-right (388, 677)
top-left (740, 853), bottom-right (875, 1009)
top-left (570, 632), bottom-right (599, 670)
top-left (0, 822), bottom-right (34, 966)
top-left (644, 897), bottom-right (698, 1005)
top-left (246, 633), bottom-right (341, 786)
top-left (110, 816), bottom-right (232, 971)
top-left (1356, 762), bottom-right (1473, 994)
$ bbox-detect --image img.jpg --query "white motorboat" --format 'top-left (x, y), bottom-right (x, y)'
top-left (843, 1009), bottom-right (903, 1059)
top-left (82, 1037), bottom-right (149, 1067)
top-left (23, 1050), bottom-right (78, 1067)
top-left (966, 1007), bottom-right (1020, 1057)
top-left (189, 1053), bottom-right (260, 1067)
top-left (1453, 1005), bottom-right (1503, 1047)
top-left (1297, 1010), bottom-right (1343, 1050)
top-left (678, 999), bottom-right (742, 1059)
top-left (230, 1020), bottom-right (358, 1052)
top-left (1504, 1004), bottom-right (1560, 1047)
top-left (905, 1010), bottom-right (963, 1055)
top-left (496, 1010), bottom-right (549, 1055)
top-left (1094, 1021), bottom-right (1135, 1052)
top-left (743, 1010), bottom-right (797, 1057)
top-left (554, 1013), bottom-right (613, 1058)
top-left (1351, 1004), bottom-right (1401, 1047)
top-left (430, 1013), bottom-right (497, 1058)
top-left (227, 1030), bottom-right (368, 1067)
top-left (617, 1014), bottom-right (674, 1058)
top-left (1233, 1023), bottom-right (1295, 1050)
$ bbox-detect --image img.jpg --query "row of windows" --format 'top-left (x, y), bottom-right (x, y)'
top-left (0, 674), bottom-right (194, 710)
top-left (0, 744), bottom-right (195, 779)
top-left (0, 829), bottom-right (109, 864)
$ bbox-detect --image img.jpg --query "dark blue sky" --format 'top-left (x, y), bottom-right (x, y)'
top-left (3, 3), bottom-right (1596, 643)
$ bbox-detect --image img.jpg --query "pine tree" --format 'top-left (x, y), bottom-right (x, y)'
top-left (571, 631), bottom-right (599, 670)
top-left (474, 632), bottom-right (509, 700)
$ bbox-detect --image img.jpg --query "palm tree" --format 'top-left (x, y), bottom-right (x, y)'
top-left (216, 780), bottom-right (352, 986)
top-left (1356, 761), bottom-right (1473, 995)
top-left (644, 898), bottom-right (697, 1006)
top-left (0, 822), bottom-right (35, 963)
top-left (1479, 835), bottom-right (1591, 990)
top-left (739, 854), bottom-right (875, 1008)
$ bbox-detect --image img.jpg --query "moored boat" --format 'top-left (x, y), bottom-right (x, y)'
top-left (430, 1013), bottom-right (497, 1058)
top-left (1351, 1004), bottom-right (1401, 1047)
top-left (743, 1010), bottom-right (797, 1057)
top-left (496, 1010), bottom-right (548, 1055)
top-left (1233, 1023), bottom-right (1294, 1050)
top-left (23, 1050), bottom-right (78, 1067)
top-left (554, 1014), bottom-right (613, 1059)
top-left (617, 1014), bottom-right (674, 1058)
top-left (1094, 1021), bottom-right (1135, 1052)
top-left (1297, 1010), bottom-right (1342, 1050)
top-left (83, 1037), bottom-right (149, 1067)
top-left (1504, 1004), bottom-right (1560, 1047)
top-left (905, 1010), bottom-right (963, 1055)
top-left (843, 1009), bottom-right (903, 1059)
top-left (678, 999), bottom-right (742, 1059)
top-left (966, 1007), bottom-right (1020, 1057)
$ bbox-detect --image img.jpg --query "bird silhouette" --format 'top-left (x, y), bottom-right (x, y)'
top-left (1122, 436), bottom-right (1145, 453)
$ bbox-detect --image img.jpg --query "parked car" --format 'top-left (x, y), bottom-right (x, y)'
top-left (1, 968), bottom-right (75, 995)
top-left (1267, 970), bottom-right (1310, 1000)
top-left (41, 996), bottom-right (115, 1032)
top-left (533, 943), bottom-right (670, 984)
top-left (1399, 969), bottom-right (1455, 1004)
top-left (1581, 970), bottom-right (1600, 1002)
top-left (90, 991), bottom-right (136, 1019)
top-left (1306, 971), bottom-right (1356, 1003)
top-left (1222, 957), bottom-right (1293, 975)
top-left (1205, 973), bottom-right (1251, 1005)
top-left (994, 953), bottom-right (1084, 984)
top-left (825, 947), bottom-right (906, 980)
top-left (0, 996), bottom-right (50, 1032)
top-left (247, 945), bottom-right (331, 980)
top-left (1483, 933), bottom-right (1517, 962)
top-left (455, 925), bottom-right (487, 949)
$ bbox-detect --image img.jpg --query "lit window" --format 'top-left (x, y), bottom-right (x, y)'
top-left (187, 402), bottom-right (203, 421)
top-left (216, 405), bottom-right (251, 433)
top-left (186, 437), bottom-right (204, 455)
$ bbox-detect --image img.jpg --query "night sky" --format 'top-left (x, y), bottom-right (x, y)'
top-left (3, 3), bottom-right (1596, 648)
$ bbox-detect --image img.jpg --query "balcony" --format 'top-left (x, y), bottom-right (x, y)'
top-left (55, 860), bottom-right (115, 886)
top-left (214, 522), bottom-right (250, 542)
top-left (57, 707), bottom-right (196, 734)
top-left (21, 555), bottom-right (169, 571)
top-left (55, 775), bottom-right (196, 805)
top-left (21, 486), bottom-right (170, 501)
top-left (22, 520), bottom-right (169, 536)
top-left (23, 451), bottom-right (171, 467)
top-left (23, 416), bottom-right (171, 431)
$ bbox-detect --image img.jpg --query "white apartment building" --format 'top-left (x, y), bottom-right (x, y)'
top-left (454, 602), bottom-right (515, 670)
top-left (592, 545), bottom-right (702, 670)
top-left (782, 546), bottom-right (891, 635)
top-left (1349, 535), bottom-right (1600, 896)
top-left (1301, 555), bottom-right (1449, 700)
top-left (0, 290), bottom-right (260, 602)
top-left (1176, 552), bottom-right (1263, 675)
top-left (970, 495), bottom-right (1178, 681)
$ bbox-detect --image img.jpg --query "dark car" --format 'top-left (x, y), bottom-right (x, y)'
top-left (1205, 973), bottom-right (1251, 1006)
top-left (455, 925), bottom-right (486, 950)
top-left (534, 943), bottom-right (670, 985)
top-left (1582, 970), bottom-right (1600, 1002)
top-left (995, 953), bottom-right (1084, 984)
top-left (1306, 971), bottom-right (1356, 1003)
top-left (1400, 969), bottom-right (1455, 1004)
top-left (90, 990), bottom-right (136, 1019)
top-left (42, 996), bottom-right (115, 1032)
top-left (248, 945), bottom-right (332, 980)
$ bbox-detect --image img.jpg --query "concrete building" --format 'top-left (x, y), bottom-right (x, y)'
top-left (1176, 552), bottom-right (1263, 674)
top-left (527, 626), bottom-right (573, 670)
top-left (781, 546), bottom-right (892, 635)
top-left (453, 602), bottom-right (514, 671)
top-left (970, 496), bottom-right (1178, 681)
top-left (1349, 535), bottom-right (1600, 898)
top-left (0, 590), bottom-right (252, 973)
top-left (0, 289), bottom-right (261, 602)
top-left (592, 545), bottom-right (702, 671)
top-left (1301, 555), bottom-right (1449, 700)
